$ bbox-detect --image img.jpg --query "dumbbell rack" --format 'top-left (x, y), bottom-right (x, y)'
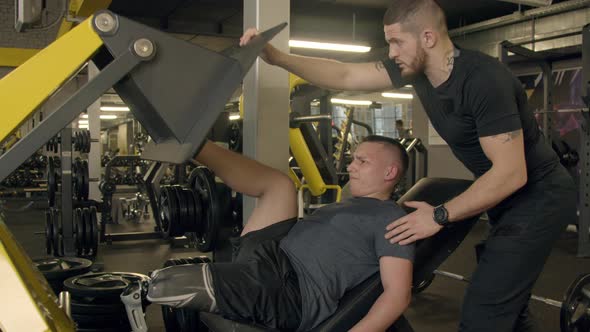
top-left (99, 156), bottom-right (164, 243)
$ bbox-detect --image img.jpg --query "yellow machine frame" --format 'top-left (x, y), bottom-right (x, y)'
top-left (0, 16), bottom-right (106, 332)
top-left (0, 18), bottom-right (103, 144)
top-left (288, 74), bottom-right (341, 201)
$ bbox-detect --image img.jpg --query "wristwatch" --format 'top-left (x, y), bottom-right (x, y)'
top-left (433, 204), bottom-right (450, 227)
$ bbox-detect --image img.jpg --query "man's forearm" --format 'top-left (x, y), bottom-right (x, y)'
top-left (269, 45), bottom-right (352, 90)
top-left (349, 291), bottom-right (410, 332)
top-left (445, 166), bottom-right (526, 222)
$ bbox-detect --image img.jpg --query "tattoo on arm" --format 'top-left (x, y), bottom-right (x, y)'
top-left (374, 61), bottom-right (385, 72)
top-left (490, 130), bottom-right (521, 143)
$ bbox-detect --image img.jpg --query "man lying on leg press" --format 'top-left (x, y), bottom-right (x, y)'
top-left (147, 135), bottom-right (414, 331)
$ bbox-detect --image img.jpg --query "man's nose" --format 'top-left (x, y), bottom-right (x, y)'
top-left (347, 161), bottom-right (356, 173)
top-left (388, 46), bottom-right (399, 60)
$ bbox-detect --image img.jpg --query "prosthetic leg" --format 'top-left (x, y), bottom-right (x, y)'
top-left (122, 263), bottom-right (218, 332)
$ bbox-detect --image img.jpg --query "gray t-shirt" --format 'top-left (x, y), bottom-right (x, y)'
top-left (280, 197), bottom-right (414, 331)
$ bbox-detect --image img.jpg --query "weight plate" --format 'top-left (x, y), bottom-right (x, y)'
top-left (189, 167), bottom-right (219, 252)
top-left (227, 121), bottom-right (242, 152)
top-left (73, 159), bottom-right (81, 201)
top-left (159, 186), bottom-right (182, 237)
top-left (77, 131), bottom-right (82, 152)
top-left (172, 186), bottom-right (188, 234)
top-left (83, 208), bottom-right (93, 257)
top-left (51, 208), bottom-right (61, 257)
top-left (192, 189), bottom-right (203, 237)
top-left (168, 186), bottom-right (183, 237)
top-left (33, 257), bottom-right (93, 280)
top-left (45, 210), bottom-right (53, 255)
top-left (183, 189), bottom-right (197, 232)
top-left (76, 207), bottom-right (86, 257)
top-left (561, 273), bottom-right (590, 332)
top-left (158, 186), bottom-right (171, 235)
top-left (57, 234), bottom-right (64, 257)
top-left (74, 132), bottom-right (80, 151)
top-left (72, 160), bottom-right (79, 199)
top-left (181, 187), bottom-right (193, 232)
top-left (90, 206), bottom-right (99, 257)
top-left (82, 160), bottom-right (89, 201)
top-left (54, 209), bottom-right (64, 257)
top-left (71, 298), bottom-right (125, 315)
top-left (86, 130), bottom-right (91, 153)
top-left (80, 131), bottom-right (85, 151)
top-left (74, 208), bottom-right (82, 255)
top-left (71, 312), bottom-right (130, 326)
top-left (64, 272), bottom-right (149, 299)
top-left (47, 157), bottom-right (56, 207)
top-left (413, 273), bottom-right (436, 294)
top-left (83, 130), bottom-right (88, 153)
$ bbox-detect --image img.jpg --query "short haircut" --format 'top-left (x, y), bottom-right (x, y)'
top-left (395, 119), bottom-right (404, 126)
top-left (361, 135), bottom-right (408, 179)
top-left (383, 0), bottom-right (447, 33)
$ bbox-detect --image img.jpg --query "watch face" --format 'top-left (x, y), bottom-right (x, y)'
top-left (434, 206), bottom-right (448, 224)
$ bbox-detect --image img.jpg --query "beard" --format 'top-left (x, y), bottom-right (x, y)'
top-left (400, 47), bottom-right (427, 79)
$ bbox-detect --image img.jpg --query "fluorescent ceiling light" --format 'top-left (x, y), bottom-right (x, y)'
top-left (78, 120), bottom-right (89, 124)
top-left (381, 92), bottom-right (413, 99)
top-left (228, 113), bottom-right (241, 120)
top-left (100, 106), bottom-right (129, 112)
top-left (289, 40), bottom-right (370, 53)
top-left (78, 124), bottom-right (89, 129)
top-left (81, 114), bottom-right (118, 120)
top-left (331, 98), bottom-right (373, 106)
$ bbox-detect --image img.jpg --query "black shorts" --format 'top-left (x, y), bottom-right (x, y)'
top-left (209, 219), bottom-right (301, 331)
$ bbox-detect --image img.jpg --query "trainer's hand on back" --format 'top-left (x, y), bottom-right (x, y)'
top-left (385, 201), bottom-right (442, 245)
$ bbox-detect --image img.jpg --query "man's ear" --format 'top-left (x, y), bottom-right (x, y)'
top-left (385, 165), bottom-right (399, 181)
top-left (422, 29), bottom-right (437, 49)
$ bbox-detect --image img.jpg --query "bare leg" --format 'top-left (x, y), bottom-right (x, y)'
top-left (195, 141), bottom-right (297, 235)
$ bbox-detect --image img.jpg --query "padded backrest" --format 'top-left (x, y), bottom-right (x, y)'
top-left (312, 177), bottom-right (478, 332)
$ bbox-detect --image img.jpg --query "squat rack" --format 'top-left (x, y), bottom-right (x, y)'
top-left (498, 23), bottom-right (590, 257)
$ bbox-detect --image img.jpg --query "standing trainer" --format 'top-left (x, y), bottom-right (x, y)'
top-left (240, 0), bottom-right (577, 331)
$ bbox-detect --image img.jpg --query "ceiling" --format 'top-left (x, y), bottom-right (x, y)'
top-left (99, 0), bottom-right (574, 127)
top-left (107, 0), bottom-right (569, 56)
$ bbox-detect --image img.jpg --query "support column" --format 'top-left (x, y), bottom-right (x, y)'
top-left (242, 0), bottom-right (290, 222)
top-left (88, 62), bottom-right (101, 201)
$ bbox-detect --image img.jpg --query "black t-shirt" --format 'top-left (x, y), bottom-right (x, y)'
top-left (382, 48), bottom-right (558, 182)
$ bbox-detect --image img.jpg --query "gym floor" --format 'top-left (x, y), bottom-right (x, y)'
top-left (3, 197), bottom-right (587, 332)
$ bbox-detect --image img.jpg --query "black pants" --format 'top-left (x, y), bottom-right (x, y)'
top-left (459, 165), bottom-right (577, 332)
top-left (209, 219), bottom-right (302, 331)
